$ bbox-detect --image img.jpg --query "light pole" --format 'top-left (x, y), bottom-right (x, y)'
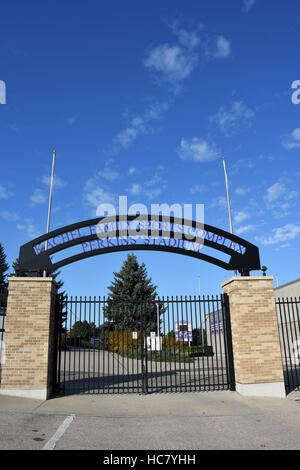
top-left (222, 157), bottom-right (237, 276)
top-left (43, 150), bottom-right (56, 277)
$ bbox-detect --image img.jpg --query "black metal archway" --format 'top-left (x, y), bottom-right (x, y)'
top-left (18, 214), bottom-right (261, 276)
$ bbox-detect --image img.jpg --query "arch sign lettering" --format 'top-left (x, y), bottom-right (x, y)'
top-left (18, 214), bottom-right (261, 276)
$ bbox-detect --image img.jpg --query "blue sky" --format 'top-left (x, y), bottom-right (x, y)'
top-left (0, 0), bottom-right (300, 297)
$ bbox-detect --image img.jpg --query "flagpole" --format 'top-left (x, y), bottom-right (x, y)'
top-left (222, 156), bottom-right (237, 276)
top-left (43, 150), bottom-right (56, 277)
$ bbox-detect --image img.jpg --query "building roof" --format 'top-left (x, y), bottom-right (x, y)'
top-left (274, 278), bottom-right (300, 291)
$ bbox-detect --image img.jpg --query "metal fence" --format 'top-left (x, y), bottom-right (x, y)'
top-left (276, 297), bottom-right (300, 393)
top-left (55, 294), bottom-right (235, 395)
top-left (0, 288), bottom-right (8, 384)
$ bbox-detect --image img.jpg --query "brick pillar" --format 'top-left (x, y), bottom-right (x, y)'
top-left (222, 276), bottom-right (285, 398)
top-left (0, 277), bottom-right (58, 400)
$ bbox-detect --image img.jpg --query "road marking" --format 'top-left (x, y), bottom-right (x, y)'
top-left (42, 414), bottom-right (75, 450)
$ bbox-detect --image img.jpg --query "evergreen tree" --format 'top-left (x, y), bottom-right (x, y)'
top-left (104, 253), bottom-right (165, 332)
top-left (0, 243), bottom-right (9, 289)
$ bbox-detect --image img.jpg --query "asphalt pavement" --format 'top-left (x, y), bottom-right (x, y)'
top-left (0, 390), bottom-right (300, 450)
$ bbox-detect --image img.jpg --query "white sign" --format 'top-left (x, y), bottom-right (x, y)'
top-left (150, 331), bottom-right (156, 340)
top-left (146, 336), bottom-right (162, 352)
top-left (0, 81), bottom-right (6, 105)
top-left (132, 331), bottom-right (138, 339)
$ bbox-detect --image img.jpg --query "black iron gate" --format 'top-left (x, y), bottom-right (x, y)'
top-left (0, 288), bottom-right (7, 385)
top-left (276, 297), bottom-right (300, 393)
top-left (54, 295), bottom-right (235, 395)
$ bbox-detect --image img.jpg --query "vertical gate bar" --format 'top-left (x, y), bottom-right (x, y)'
top-left (215, 295), bottom-right (224, 390)
top-left (294, 298), bottom-right (300, 390)
top-left (221, 293), bottom-right (230, 390)
top-left (193, 297), bottom-right (201, 391)
top-left (145, 300), bottom-right (149, 394)
top-left (104, 297), bottom-right (107, 394)
top-left (222, 293), bottom-right (235, 391)
top-left (69, 296), bottom-right (73, 394)
top-left (166, 298), bottom-right (172, 392)
top-left (117, 304), bottom-right (119, 394)
top-left (93, 296), bottom-right (96, 394)
top-left (212, 295), bottom-right (220, 390)
top-left (175, 297), bottom-right (181, 391)
top-left (82, 296), bottom-right (85, 393)
top-left (184, 297), bottom-right (191, 392)
top-left (171, 297), bottom-right (178, 392)
top-left (158, 297), bottom-right (162, 392)
top-left (162, 296), bottom-right (166, 392)
top-left (62, 296), bottom-right (67, 395)
top-left (154, 300), bottom-right (158, 392)
top-left (149, 301), bottom-right (153, 392)
top-left (102, 297), bottom-right (104, 393)
top-left (217, 296), bottom-right (225, 389)
top-left (180, 297), bottom-right (187, 392)
top-left (98, 297), bottom-right (100, 393)
top-left (74, 298), bottom-right (78, 394)
top-left (56, 294), bottom-right (63, 395)
top-left (202, 297), bottom-right (209, 390)
top-left (290, 298), bottom-right (300, 390)
top-left (189, 297), bottom-right (196, 392)
top-left (158, 298), bottom-right (162, 392)
top-left (52, 294), bottom-right (60, 396)
top-left (289, 298), bottom-right (299, 390)
top-left (112, 304), bottom-right (115, 393)
top-left (126, 303), bottom-right (129, 393)
top-left (88, 296), bottom-right (91, 394)
top-left (140, 302), bottom-right (145, 393)
top-left (206, 297), bottom-right (213, 390)
top-left (121, 303), bottom-right (125, 393)
top-left (198, 295), bottom-right (205, 391)
top-left (75, 296), bottom-right (84, 393)
top-left (286, 297), bottom-right (296, 391)
top-left (133, 302), bottom-right (136, 393)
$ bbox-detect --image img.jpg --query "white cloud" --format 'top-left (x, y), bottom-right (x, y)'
top-left (129, 183), bottom-right (142, 195)
top-left (243, 0), bottom-right (257, 12)
top-left (0, 184), bottom-right (13, 199)
top-left (16, 220), bottom-right (40, 239)
top-left (29, 188), bottom-right (48, 205)
top-left (83, 185), bottom-right (116, 208)
top-left (265, 182), bottom-right (286, 204)
top-left (111, 101), bottom-right (170, 154)
top-left (235, 186), bottom-right (250, 196)
top-left (127, 166), bottom-right (166, 200)
top-left (235, 224), bottom-right (256, 235)
top-left (256, 224), bottom-right (300, 246)
top-left (190, 184), bottom-right (206, 194)
top-left (29, 174), bottom-right (67, 206)
top-left (170, 20), bottom-right (202, 49)
top-left (67, 114), bottom-right (79, 126)
top-left (264, 181), bottom-right (299, 212)
top-left (41, 175), bottom-right (67, 189)
top-left (0, 211), bottom-right (19, 222)
top-left (144, 43), bottom-right (198, 90)
top-left (282, 128), bottom-right (300, 150)
top-left (231, 158), bottom-right (255, 175)
top-left (213, 36), bottom-right (231, 58)
top-left (177, 138), bottom-right (219, 163)
top-left (234, 210), bottom-right (250, 224)
top-left (210, 196), bottom-right (227, 210)
top-left (128, 167), bottom-right (136, 175)
top-left (210, 101), bottom-right (255, 137)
